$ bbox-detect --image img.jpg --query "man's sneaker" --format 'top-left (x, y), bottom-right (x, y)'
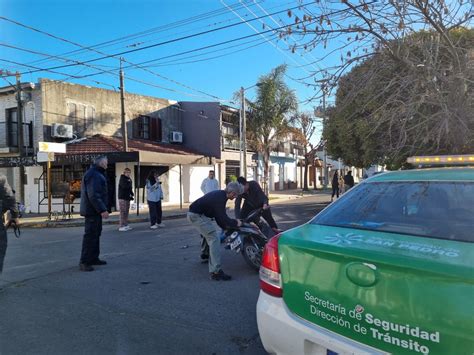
top-left (210, 269), bottom-right (232, 281)
top-left (156, 223), bottom-right (165, 228)
top-left (150, 224), bottom-right (158, 230)
top-left (79, 263), bottom-right (94, 272)
top-left (119, 226), bottom-right (128, 232)
top-left (124, 225), bottom-right (133, 231)
top-left (91, 259), bottom-right (107, 265)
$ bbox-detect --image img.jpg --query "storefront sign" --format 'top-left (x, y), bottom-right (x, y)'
top-left (54, 151), bottom-right (139, 165)
top-left (38, 142), bottom-right (66, 153)
top-left (37, 152), bottom-right (55, 163)
top-left (0, 156), bottom-right (37, 167)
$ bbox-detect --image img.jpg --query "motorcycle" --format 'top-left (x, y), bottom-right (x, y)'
top-left (221, 208), bottom-right (277, 271)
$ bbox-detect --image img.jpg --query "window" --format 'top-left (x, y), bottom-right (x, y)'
top-left (134, 115), bottom-right (161, 141)
top-left (6, 108), bottom-right (18, 147)
top-left (312, 181), bottom-right (474, 242)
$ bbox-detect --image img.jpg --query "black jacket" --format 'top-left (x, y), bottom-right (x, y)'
top-left (235, 181), bottom-right (268, 218)
top-left (0, 175), bottom-right (18, 223)
top-left (189, 190), bottom-right (238, 229)
top-left (332, 173), bottom-right (339, 188)
top-left (80, 165), bottom-right (108, 217)
top-left (344, 174), bottom-right (355, 188)
top-left (118, 174), bottom-right (134, 200)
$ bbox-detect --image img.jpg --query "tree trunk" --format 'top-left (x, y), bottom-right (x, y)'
top-left (263, 149), bottom-right (270, 195)
top-left (303, 155), bottom-right (309, 191)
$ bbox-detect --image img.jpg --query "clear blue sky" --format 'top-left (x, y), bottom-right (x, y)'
top-left (1, 0), bottom-right (330, 138)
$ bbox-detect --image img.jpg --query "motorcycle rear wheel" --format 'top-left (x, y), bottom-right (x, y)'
top-left (242, 240), bottom-right (262, 272)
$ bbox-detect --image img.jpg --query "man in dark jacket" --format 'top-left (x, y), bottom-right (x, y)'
top-left (344, 171), bottom-right (355, 190)
top-left (79, 156), bottom-right (109, 272)
top-left (118, 167), bottom-right (134, 232)
top-left (0, 174), bottom-right (19, 274)
top-left (187, 182), bottom-right (243, 281)
top-left (235, 177), bottom-right (280, 234)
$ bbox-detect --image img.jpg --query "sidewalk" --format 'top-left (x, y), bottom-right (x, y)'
top-left (18, 189), bottom-right (331, 229)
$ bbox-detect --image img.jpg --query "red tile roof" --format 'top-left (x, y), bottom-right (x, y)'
top-left (65, 135), bottom-right (202, 156)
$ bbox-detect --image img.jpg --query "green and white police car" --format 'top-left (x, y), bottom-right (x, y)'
top-left (257, 155), bottom-right (474, 355)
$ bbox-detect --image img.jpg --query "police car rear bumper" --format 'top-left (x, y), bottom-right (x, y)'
top-left (256, 291), bottom-right (387, 355)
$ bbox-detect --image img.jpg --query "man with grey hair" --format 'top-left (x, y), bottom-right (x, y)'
top-left (79, 155), bottom-right (109, 272)
top-left (187, 182), bottom-right (243, 281)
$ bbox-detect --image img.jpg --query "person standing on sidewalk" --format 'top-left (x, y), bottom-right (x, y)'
top-left (344, 170), bottom-right (355, 191)
top-left (79, 156), bottom-right (109, 272)
top-left (146, 170), bottom-right (165, 230)
top-left (187, 182), bottom-right (243, 281)
top-left (118, 167), bottom-right (134, 232)
top-left (331, 171), bottom-right (340, 202)
top-left (0, 174), bottom-right (19, 274)
top-left (338, 171), bottom-right (345, 195)
top-left (200, 170), bottom-right (219, 195)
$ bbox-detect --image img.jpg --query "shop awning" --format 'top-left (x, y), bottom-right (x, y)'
top-left (55, 134), bottom-right (215, 165)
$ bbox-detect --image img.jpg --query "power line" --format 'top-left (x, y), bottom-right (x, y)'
top-left (0, 42), bottom-right (226, 100)
top-left (221, 0), bottom-right (312, 75)
top-left (145, 34), bottom-right (274, 67)
top-left (6, 1), bottom-right (320, 75)
top-left (0, 58), bottom-right (119, 90)
top-left (8, 0), bottom-right (265, 68)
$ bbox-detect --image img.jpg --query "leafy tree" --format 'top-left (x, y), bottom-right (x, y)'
top-left (246, 65), bottom-right (298, 193)
top-left (324, 28), bottom-right (474, 168)
top-left (276, 1), bottom-right (472, 166)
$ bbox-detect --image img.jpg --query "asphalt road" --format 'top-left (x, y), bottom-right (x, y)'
top-left (0, 195), bottom-right (328, 355)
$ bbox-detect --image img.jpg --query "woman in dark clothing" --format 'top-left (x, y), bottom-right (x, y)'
top-left (118, 168), bottom-right (134, 231)
top-left (331, 171), bottom-right (339, 202)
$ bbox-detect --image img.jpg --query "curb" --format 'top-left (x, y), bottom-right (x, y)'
top-left (19, 213), bottom-right (187, 229)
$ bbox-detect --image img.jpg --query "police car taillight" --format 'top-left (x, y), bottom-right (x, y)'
top-left (259, 234), bottom-right (282, 297)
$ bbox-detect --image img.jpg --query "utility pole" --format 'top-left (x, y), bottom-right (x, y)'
top-left (322, 85), bottom-right (328, 188)
top-left (119, 58), bottom-right (128, 152)
top-left (240, 87), bottom-right (247, 179)
top-left (15, 72), bottom-right (26, 202)
top-left (15, 72), bottom-right (24, 156)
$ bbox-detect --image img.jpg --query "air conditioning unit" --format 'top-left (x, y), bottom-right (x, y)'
top-left (52, 123), bottom-right (74, 138)
top-left (170, 131), bottom-right (183, 143)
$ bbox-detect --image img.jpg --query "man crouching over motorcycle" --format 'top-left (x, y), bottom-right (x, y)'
top-left (235, 177), bottom-right (281, 234)
top-left (187, 182), bottom-right (243, 281)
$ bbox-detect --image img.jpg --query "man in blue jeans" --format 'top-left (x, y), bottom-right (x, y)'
top-left (187, 182), bottom-right (243, 281)
top-left (79, 156), bottom-right (110, 272)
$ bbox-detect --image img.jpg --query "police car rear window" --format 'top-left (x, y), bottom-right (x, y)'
top-left (313, 181), bottom-right (474, 243)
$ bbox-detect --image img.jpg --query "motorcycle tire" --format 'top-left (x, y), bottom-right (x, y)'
top-left (241, 239), bottom-right (263, 272)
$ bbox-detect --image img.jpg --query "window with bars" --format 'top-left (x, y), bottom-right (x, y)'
top-left (133, 115), bottom-right (161, 141)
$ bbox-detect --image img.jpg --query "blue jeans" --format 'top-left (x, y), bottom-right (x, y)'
top-left (80, 215), bottom-right (102, 264)
top-left (148, 200), bottom-right (162, 226)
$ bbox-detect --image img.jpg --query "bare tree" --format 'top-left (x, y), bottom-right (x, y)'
top-left (291, 113), bottom-right (319, 190)
top-left (278, 1), bottom-right (473, 163)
